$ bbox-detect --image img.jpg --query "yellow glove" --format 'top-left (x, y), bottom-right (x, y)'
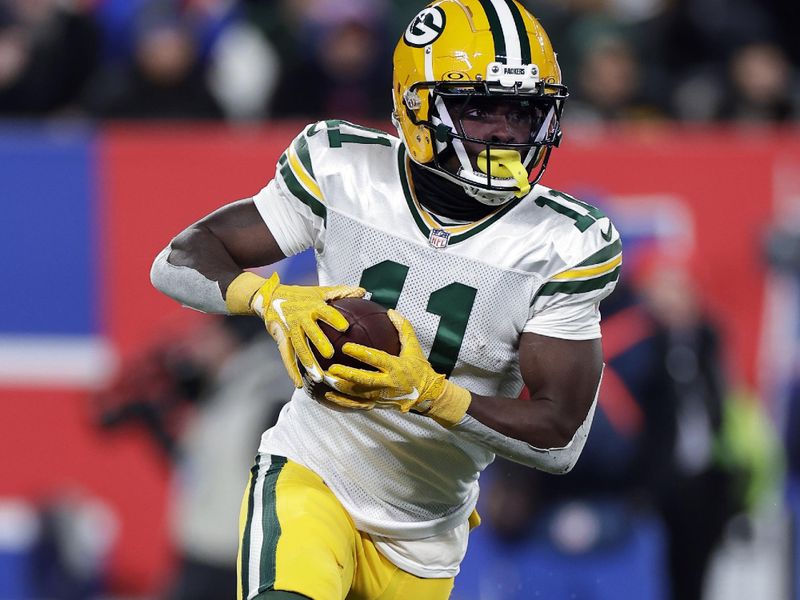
top-left (225, 271), bottom-right (365, 388)
top-left (325, 310), bottom-right (472, 428)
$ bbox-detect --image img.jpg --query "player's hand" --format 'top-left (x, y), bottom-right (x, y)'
top-left (325, 310), bottom-right (472, 427)
top-left (226, 272), bottom-right (365, 387)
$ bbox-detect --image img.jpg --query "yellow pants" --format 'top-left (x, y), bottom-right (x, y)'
top-left (237, 455), bottom-right (455, 600)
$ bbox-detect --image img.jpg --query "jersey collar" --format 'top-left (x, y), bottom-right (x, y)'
top-left (397, 145), bottom-right (521, 245)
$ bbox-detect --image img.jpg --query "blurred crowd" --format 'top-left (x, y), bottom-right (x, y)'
top-left (2, 0), bottom-right (798, 599)
top-left (0, 0), bottom-right (798, 125)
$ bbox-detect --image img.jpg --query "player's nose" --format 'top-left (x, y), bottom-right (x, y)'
top-left (487, 116), bottom-right (524, 144)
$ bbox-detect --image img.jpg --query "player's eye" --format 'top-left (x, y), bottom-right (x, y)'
top-left (462, 107), bottom-right (488, 120)
top-left (508, 110), bottom-right (531, 124)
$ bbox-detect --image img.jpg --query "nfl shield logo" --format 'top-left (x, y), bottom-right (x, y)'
top-left (429, 228), bottom-right (450, 249)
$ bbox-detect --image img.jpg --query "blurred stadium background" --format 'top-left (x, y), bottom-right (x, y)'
top-left (0, 0), bottom-right (799, 598)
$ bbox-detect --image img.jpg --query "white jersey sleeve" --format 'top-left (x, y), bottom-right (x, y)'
top-left (252, 123), bottom-right (328, 256)
top-left (523, 193), bottom-right (622, 340)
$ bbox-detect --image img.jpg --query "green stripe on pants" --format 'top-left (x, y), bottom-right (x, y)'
top-left (258, 455), bottom-right (288, 594)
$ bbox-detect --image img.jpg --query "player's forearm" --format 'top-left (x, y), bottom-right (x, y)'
top-left (152, 198), bottom-right (289, 313)
top-left (456, 391), bottom-right (599, 474)
top-left (151, 225), bottom-right (246, 313)
top-left (466, 392), bottom-right (579, 449)
top-left (169, 223), bottom-right (245, 295)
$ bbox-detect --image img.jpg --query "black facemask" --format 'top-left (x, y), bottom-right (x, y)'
top-left (409, 161), bottom-right (497, 222)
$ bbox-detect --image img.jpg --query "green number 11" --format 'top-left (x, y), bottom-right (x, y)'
top-left (359, 261), bottom-right (477, 378)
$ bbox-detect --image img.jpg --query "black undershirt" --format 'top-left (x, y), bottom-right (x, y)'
top-left (409, 161), bottom-right (496, 222)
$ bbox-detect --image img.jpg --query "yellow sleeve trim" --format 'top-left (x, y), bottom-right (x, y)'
top-left (288, 144), bottom-right (324, 202)
top-left (551, 253), bottom-right (622, 281)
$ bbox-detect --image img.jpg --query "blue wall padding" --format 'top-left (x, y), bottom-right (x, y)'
top-left (0, 125), bottom-right (98, 335)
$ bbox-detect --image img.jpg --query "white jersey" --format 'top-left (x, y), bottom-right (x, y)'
top-left (253, 120), bottom-right (620, 542)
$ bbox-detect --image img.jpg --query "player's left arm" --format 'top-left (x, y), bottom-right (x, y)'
top-left (466, 332), bottom-right (602, 450)
top-left (326, 314), bottom-right (602, 474)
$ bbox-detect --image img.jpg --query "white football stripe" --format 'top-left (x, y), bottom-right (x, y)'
top-left (534, 106), bottom-right (556, 143)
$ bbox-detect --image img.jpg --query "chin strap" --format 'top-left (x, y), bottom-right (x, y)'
top-left (477, 150), bottom-right (532, 198)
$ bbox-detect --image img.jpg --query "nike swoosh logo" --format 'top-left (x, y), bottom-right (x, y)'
top-left (601, 221), bottom-right (613, 242)
top-left (272, 298), bottom-right (290, 327)
top-left (386, 387), bottom-right (420, 402)
top-left (252, 294), bottom-right (265, 317)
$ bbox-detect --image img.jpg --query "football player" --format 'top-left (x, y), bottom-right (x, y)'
top-left (151, 1), bottom-right (621, 599)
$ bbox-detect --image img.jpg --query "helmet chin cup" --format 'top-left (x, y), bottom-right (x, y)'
top-left (477, 150), bottom-right (532, 199)
top-left (463, 185), bottom-right (519, 206)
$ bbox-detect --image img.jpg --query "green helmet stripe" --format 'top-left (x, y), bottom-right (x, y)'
top-left (478, 0), bottom-right (533, 65)
top-left (477, 0), bottom-right (506, 62)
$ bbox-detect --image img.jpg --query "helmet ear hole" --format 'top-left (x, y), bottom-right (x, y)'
top-left (411, 128), bottom-right (434, 163)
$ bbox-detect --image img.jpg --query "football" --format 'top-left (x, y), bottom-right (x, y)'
top-left (301, 297), bottom-right (401, 401)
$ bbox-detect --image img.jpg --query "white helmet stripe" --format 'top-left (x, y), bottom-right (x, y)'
top-left (489, 0), bottom-right (523, 66)
top-left (424, 43), bottom-right (434, 80)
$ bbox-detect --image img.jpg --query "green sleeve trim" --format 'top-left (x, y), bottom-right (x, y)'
top-left (578, 239), bottom-right (623, 267)
top-left (278, 153), bottom-right (327, 224)
top-left (538, 266), bottom-right (621, 297)
top-left (292, 135), bottom-right (315, 179)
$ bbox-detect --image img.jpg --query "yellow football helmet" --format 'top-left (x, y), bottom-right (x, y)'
top-left (392, 0), bottom-right (568, 205)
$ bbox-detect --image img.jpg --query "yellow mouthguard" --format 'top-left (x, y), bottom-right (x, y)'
top-left (476, 150), bottom-right (531, 198)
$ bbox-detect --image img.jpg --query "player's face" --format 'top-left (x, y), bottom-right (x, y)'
top-left (443, 95), bottom-right (552, 168)
top-left (459, 97), bottom-right (536, 143)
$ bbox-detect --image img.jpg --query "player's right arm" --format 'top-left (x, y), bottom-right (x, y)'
top-left (151, 124), bottom-right (365, 386)
top-left (152, 198), bottom-right (363, 387)
top-left (165, 198), bottom-right (285, 300)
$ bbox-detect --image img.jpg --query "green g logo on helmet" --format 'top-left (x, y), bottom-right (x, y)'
top-left (404, 7), bottom-right (446, 47)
